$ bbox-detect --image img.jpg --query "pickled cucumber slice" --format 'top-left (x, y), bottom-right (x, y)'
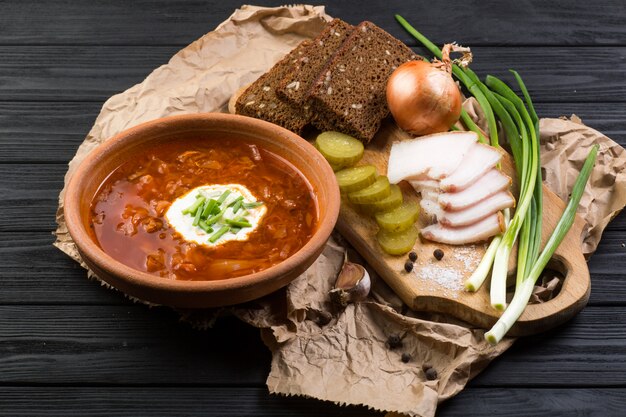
top-left (357, 184), bottom-right (403, 213)
top-left (348, 176), bottom-right (391, 204)
top-left (315, 131), bottom-right (364, 167)
top-left (335, 165), bottom-right (377, 193)
top-left (377, 225), bottom-right (419, 255)
top-left (330, 163), bottom-right (344, 172)
top-left (375, 200), bottom-right (420, 232)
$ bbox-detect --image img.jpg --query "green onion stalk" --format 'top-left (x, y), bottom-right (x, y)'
top-left (483, 75), bottom-right (540, 309)
top-left (485, 145), bottom-right (598, 344)
top-left (512, 70), bottom-right (543, 289)
top-left (463, 72), bottom-right (523, 292)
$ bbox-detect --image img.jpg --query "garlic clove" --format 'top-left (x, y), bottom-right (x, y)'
top-left (329, 258), bottom-right (371, 307)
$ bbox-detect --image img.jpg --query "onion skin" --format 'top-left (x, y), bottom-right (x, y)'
top-left (386, 60), bottom-right (462, 136)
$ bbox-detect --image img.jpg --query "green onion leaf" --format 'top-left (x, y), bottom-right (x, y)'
top-left (232, 199), bottom-right (243, 214)
top-left (182, 196), bottom-right (205, 215)
top-left (242, 201), bottom-right (263, 209)
top-left (227, 196), bottom-right (244, 208)
top-left (225, 219), bottom-right (252, 228)
top-left (192, 201), bottom-right (206, 226)
top-left (209, 226), bottom-right (230, 243)
top-left (201, 199), bottom-right (218, 218)
top-left (197, 220), bottom-right (214, 234)
top-left (216, 190), bottom-right (231, 205)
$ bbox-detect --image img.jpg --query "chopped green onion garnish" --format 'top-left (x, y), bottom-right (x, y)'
top-left (225, 219), bottom-right (252, 228)
top-left (232, 199), bottom-right (243, 214)
top-left (243, 201), bottom-right (263, 209)
top-left (216, 190), bottom-right (231, 204)
top-left (205, 208), bottom-right (226, 226)
top-left (227, 196), bottom-right (244, 208)
top-left (197, 220), bottom-right (213, 234)
top-left (182, 196), bottom-right (205, 215)
top-left (230, 226), bottom-right (241, 234)
top-left (209, 226), bottom-right (230, 243)
top-left (192, 200), bottom-right (206, 226)
top-left (201, 199), bottom-right (218, 218)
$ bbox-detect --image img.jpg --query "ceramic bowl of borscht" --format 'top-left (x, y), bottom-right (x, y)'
top-left (64, 113), bottom-right (340, 308)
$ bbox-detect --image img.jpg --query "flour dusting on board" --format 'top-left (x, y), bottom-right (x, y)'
top-left (414, 245), bottom-right (482, 298)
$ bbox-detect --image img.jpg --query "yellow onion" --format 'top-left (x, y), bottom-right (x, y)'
top-left (386, 50), bottom-right (462, 136)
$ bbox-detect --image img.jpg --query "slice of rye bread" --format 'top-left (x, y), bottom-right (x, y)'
top-left (308, 21), bottom-right (419, 142)
top-left (234, 40), bottom-right (313, 135)
top-left (276, 19), bottom-right (354, 107)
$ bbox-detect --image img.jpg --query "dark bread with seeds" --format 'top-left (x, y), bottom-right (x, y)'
top-left (276, 19), bottom-right (354, 107)
top-left (234, 40), bottom-right (313, 135)
top-left (308, 21), bottom-right (418, 142)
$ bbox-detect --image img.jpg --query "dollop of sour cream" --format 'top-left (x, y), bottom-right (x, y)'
top-left (165, 184), bottom-right (266, 247)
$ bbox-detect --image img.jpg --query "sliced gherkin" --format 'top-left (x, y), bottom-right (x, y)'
top-left (348, 176), bottom-right (391, 204)
top-left (377, 226), bottom-right (419, 256)
top-left (356, 184), bottom-right (403, 213)
top-left (375, 200), bottom-right (420, 232)
top-left (315, 131), bottom-right (364, 167)
top-left (335, 165), bottom-right (377, 193)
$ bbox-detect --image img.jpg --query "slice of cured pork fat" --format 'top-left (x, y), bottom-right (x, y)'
top-left (438, 169), bottom-right (512, 211)
top-left (439, 143), bottom-right (502, 192)
top-left (387, 131), bottom-right (514, 246)
top-left (421, 212), bottom-right (506, 245)
top-left (387, 131), bottom-right (477, 184)
top-left (438, 191), bottom-right (515, 227)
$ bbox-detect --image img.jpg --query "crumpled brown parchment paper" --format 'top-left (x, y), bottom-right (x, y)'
top-left (53, 5), bottom-right (626, 417)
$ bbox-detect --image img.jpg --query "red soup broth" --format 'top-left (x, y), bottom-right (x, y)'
top-left (89, 137), bottom-right (318, 281)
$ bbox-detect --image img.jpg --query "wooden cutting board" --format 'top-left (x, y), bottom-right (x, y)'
top-left (330, 121), bottom-right (590, 336)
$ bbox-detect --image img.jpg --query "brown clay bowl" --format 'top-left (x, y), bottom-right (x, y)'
top-left (64, 113), bottom-right (340, 308)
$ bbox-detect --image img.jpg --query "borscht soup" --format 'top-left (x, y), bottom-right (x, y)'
top-left (89, 137), bottom-right (318, 281)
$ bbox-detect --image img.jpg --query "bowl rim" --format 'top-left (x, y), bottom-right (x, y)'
top-left (63, 112), bottom-right (340, 297)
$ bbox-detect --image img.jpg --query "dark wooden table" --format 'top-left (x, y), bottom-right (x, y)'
top-left (2, 1), bottom-right (625, 415)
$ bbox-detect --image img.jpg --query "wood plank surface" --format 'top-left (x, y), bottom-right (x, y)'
top-left (2, 102), bottom-right (623, 164)
top-left (0, 310), bottom-right (271, 385)
top-left (0, 164), bottom-right (66, 232)
top-left (2, 1), bottom-right (626, 416)
top-left (1, 387), bottom-right (625, 417)
top-left (1, 0), bottom-right (625, 47)
top-left (0, 305), bottom-right (625, 387)
top-left (0, 387), bottom-right (380, 416)
top-left (1, 46), bottom-right (624, 102)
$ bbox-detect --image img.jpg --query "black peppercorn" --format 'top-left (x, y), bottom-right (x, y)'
top-left (433, 249), bottom-right (444, 260)
top-left (386, 334), bottom-right (403, 350)
top-left (404, 260), bottom-right (414, 272)
top-left (408, 251), bottom-right (417, 262)
top-left (422, 363), bottom-right (438, 380)
top-left (315, 311), bottom-right (332, 327)
top-left (401, 353), bottom-right (411, 363)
